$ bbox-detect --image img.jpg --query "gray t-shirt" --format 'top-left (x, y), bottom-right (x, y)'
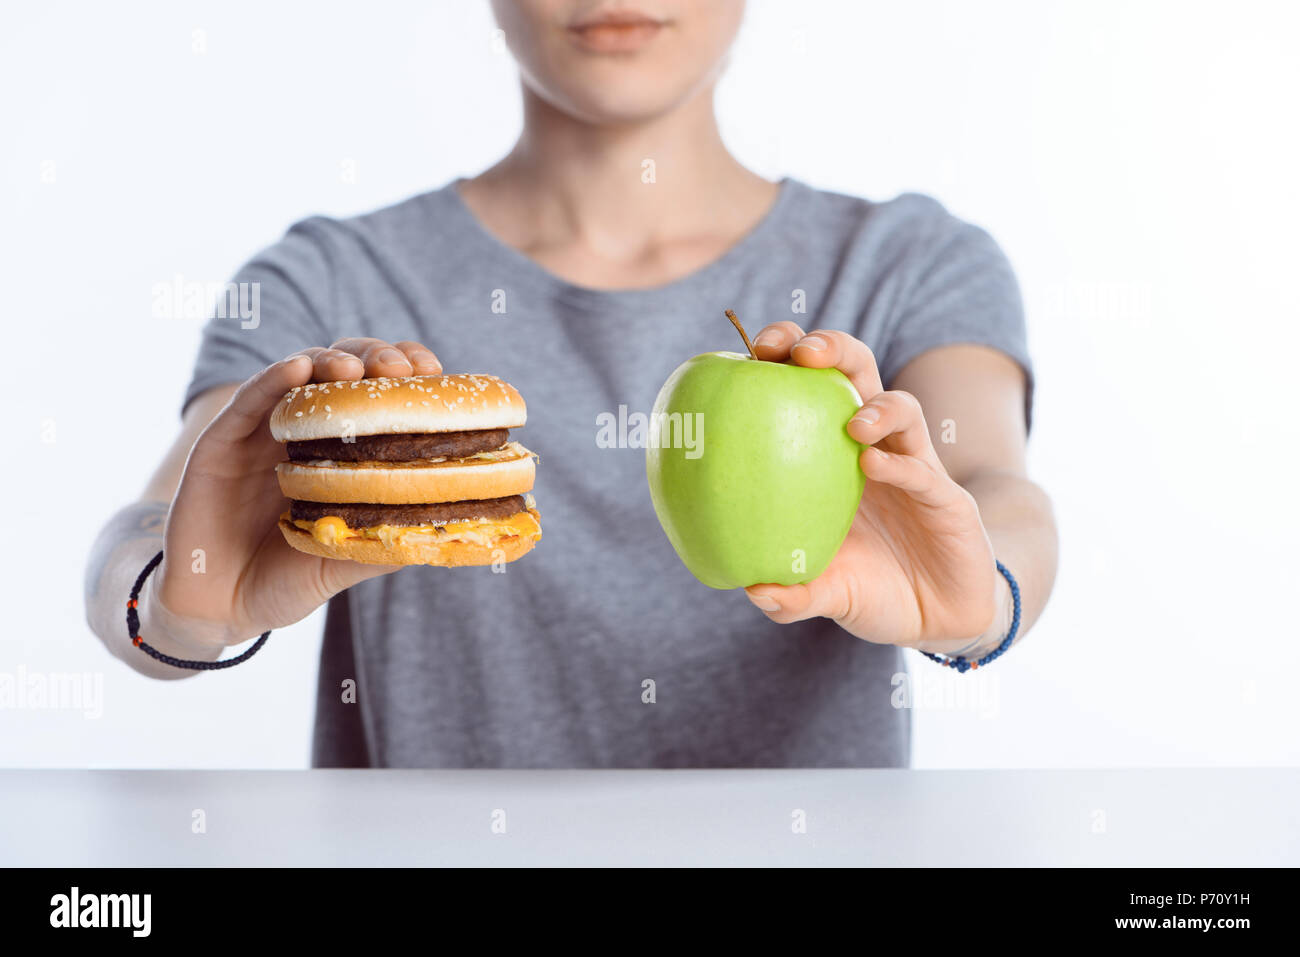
top-left (186, 178), bottom-right (1032, 768)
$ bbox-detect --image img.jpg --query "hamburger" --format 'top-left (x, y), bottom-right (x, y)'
top-left (269, 374), bottom-right (541, 566)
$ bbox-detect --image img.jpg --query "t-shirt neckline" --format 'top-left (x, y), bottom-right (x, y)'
top-left (436, 175), bottom-right (800, 308)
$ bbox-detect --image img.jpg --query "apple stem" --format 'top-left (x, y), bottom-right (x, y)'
top-left (725, 309), bottom-right (759, 360)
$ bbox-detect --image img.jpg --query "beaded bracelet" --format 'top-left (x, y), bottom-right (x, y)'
top-left (919, 560), bottom-right (1021, 674)
top-left (126, 550), bottom-right (271, 670)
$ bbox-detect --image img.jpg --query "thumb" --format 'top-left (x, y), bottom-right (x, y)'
top-left (744, 578), bottom-right (849, 624)
top-left (203, 353), bottom-right (314, 445)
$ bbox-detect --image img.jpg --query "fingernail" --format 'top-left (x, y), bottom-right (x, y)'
top-left (753, 331), bottom-right (781, 347)
top-left (854, 406), bottom-right (880, 426)
top-left (377, 348), bottom-right (409, 365)
top-left (748, 593), bottom-right (780, 611)
top-left (796, 335), bottom-right (826, 351)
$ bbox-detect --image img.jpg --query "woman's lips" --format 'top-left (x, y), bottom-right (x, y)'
top-left (567, 14), bottom-right (666, 53)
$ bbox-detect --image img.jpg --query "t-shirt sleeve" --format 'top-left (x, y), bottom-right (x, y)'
top-left (182, 219), bottom-right (337, 413)
top-left (875, 211), bottom-right (1034, 431)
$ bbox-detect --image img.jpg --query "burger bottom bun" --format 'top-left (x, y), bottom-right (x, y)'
top-left (278, 517), bottom-right (540, 567)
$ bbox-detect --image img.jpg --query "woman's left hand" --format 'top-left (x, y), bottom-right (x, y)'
top-left (744, 323), bottom-right (1002, 653)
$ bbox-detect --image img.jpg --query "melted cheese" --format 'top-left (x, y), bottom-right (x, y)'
top-left (292, 510), bottom-right (542, 548)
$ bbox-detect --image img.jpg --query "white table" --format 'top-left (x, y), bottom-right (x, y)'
top-left (1, 769), bottom-right (1295, 866)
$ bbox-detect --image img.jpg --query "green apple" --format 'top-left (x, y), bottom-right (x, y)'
top-left (646, 349), bottom-right (865, 590)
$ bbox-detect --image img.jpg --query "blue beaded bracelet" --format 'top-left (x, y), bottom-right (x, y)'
top-left (919, 560), bottom-right (1021, 674)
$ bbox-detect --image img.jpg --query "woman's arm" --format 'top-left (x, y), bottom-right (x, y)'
top-left (83, 385), bottom-right (237, 679)
top-left (891, 343), bottom-right (1058, 655)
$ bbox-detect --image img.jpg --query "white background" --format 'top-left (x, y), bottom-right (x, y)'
top-left (2, 0), bottom-right (1296, 768)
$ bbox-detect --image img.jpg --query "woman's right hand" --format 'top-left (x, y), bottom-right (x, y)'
top-left (141, 338), bottom-right (443, 656)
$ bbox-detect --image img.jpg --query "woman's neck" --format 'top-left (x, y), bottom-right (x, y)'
top-left (458, 84), bottom-right (779, 290)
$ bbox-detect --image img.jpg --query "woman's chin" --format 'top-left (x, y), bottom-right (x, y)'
top-left (527, 74), bottom-right (706, 127)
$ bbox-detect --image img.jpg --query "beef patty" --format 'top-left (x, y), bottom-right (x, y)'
top-left (286, 429), bottom-right (508, 463)
top-left (289, 495), bottom-right (527, 528)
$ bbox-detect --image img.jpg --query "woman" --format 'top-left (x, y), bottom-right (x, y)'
top-left (84, 0), bottom-right (1057, 767)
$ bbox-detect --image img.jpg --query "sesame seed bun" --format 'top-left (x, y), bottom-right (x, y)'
top-left (270, 374), bottom-right (526, 442)
top-left (275, 445), bottom-right (536, 504)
